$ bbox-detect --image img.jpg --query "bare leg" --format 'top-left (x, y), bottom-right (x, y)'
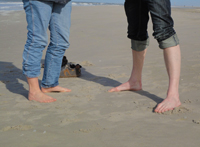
top-left (27, 77), bottom-right (56, 103)
top-left (41, 86), bottom-right (71, 93)
top-left (154, 45), bottom-right (181, 113)
top-left (109, 49), bottom-right (147, 92)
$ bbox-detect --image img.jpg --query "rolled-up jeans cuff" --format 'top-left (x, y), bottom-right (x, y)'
top-left (131, 38), bottom-right (149, 51)
top-left (159, 34), bottom-right (179, 49)
top-left (41, 82), bottom-right (59, 88)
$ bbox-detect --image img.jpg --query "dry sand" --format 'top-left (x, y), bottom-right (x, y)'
top-left (0, 6), bottom-right (200, 147)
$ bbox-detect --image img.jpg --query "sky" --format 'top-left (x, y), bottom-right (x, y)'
top-left (74, 0), bottom-right (200, 7)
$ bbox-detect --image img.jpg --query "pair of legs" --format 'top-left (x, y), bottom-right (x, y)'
top-left (109, 0), bottom-right (181, 113)
top-left (109, 46), bottom-right (181, 113)
top-left (22, 0), bottom-right (72, 103)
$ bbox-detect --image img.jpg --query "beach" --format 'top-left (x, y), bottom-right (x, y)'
top-left (0, 5), bottom-right (200, 147)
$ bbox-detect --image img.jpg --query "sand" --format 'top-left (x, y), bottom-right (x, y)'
top-left (0, 6), bottom-right (200, 147)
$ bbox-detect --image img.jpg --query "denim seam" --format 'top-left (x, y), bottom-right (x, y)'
top-left (52, 13), bottom-right (59, 87)
top-left (25, 0), bottom-right (35, 77)
top-left (45, 12), bottom-right (59, 87)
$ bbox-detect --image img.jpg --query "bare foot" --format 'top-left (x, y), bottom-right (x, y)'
top-left (108, 81), bottom-right (142, 92)
top-left (41, 86), bottom-right (71, 93)
top-left (154, 96), bottom-right (181, 113)
top-left (29, 91), bottom-right (56, 103)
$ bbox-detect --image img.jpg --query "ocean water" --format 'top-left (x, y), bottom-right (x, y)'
top-left (0, 1), bottom-right (23, 11)
top-left (0, 0), bottom-right (200, 11)
top-left (0, 0), bottom-right (123, 11)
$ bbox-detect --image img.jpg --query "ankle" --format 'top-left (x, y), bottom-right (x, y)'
top-left (166, 92), bottom-right (179, 99)
top-left (29, 88), bottom-right (41, 95)
top-left (128, 79), bottom-right (141, 85)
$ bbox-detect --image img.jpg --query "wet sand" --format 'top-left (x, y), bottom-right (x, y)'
top-left (0, 6), bottom-right (200, 147)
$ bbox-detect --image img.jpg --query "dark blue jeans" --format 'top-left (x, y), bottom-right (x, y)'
top-left (124, 0), bottom-right (179, 50)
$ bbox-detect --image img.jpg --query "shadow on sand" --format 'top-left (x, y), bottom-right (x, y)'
top-left (0, 61), bottom-right (28, 99)
top-left (0, 61), bottom-right (163, 105)
top-left (80, 67), bottom-right (164, 104)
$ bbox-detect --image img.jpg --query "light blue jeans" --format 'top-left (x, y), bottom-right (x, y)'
top-left (22, 0), bottom-right (71, 88)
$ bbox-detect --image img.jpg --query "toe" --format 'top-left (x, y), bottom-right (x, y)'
top-left (154, 103), bottom-right (162, 113)
top-left (108, 88), bottom-right (117, 92)
top-left (65, 89), bottom-right (71, 92)
top-left (46, 98), bottom-right (56, 103)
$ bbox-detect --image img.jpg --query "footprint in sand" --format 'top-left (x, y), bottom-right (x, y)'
top-left (80, 61), bottom-right (94, 66)
top-left (60, 118), bottom-right (80, 125)
top-left (192, 119), bottom-right (200, 124)
top-left (78, 129), bottom-right (91, 133)
top-left (1, 125), bottom-right (33, 131)
top-left (158, 106), bottom-right (190, 115)
top-left (183, 99), bottom-right (192, 104)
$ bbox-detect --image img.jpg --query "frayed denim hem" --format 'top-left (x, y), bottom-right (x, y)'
top-left (159, 34), bottom-right (179, 49)
top-left (131, 38), bottom-right (150, 51)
